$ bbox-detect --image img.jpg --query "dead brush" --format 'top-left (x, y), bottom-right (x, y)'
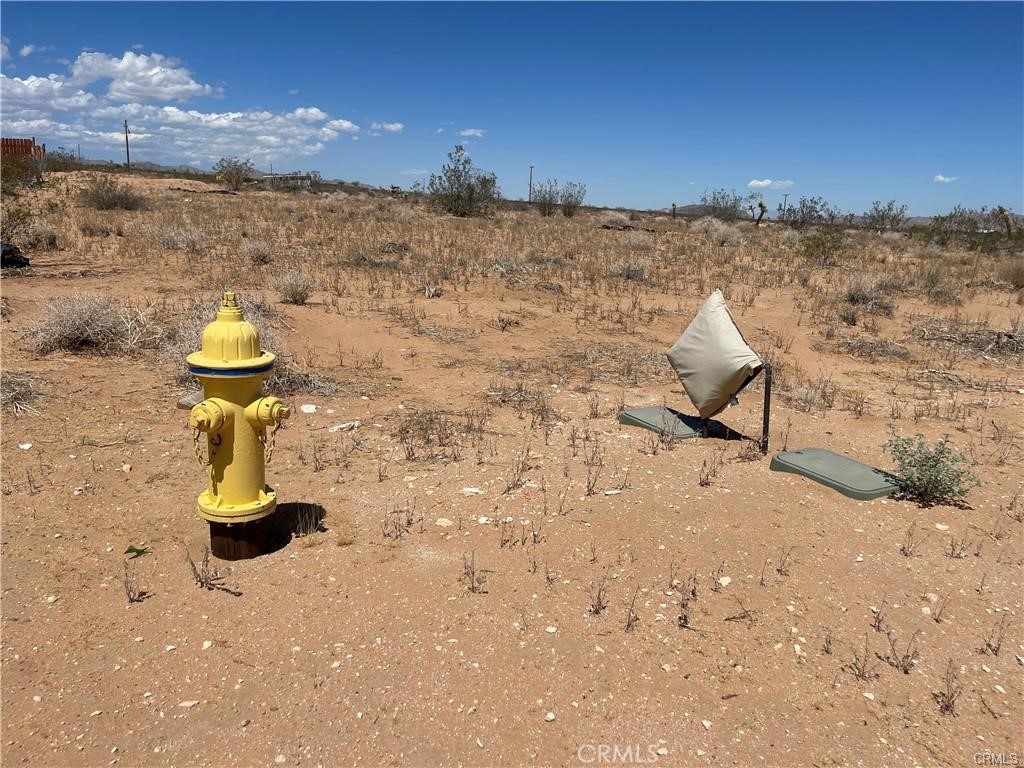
top-left (583, 435), bottom-right (605, 496)
top-left (899, 521), bottom-right (930, 557)
top-left (25, 294), bottom-right (164, 357)
top-left (933, 659), bottom-right (962, 716)
top-left (945, 533), bottom-right (969, 559)
top-left (150, 223), bottom-right (204, 255)
top-left (881, 629), bottom-right (921, 674)
top-left (588, 572), bottom-right (610, 615)
top-left (123, 561), bottom-right (149, 604)
top-left (979, 615), bottom-right (1008, 656)
top-left (842, 275), bottom-right (894, 316)
top-left (698, 447), bottom-right (726, 487)
top-left (185, 546), bottom-right (241, 596)
top-left (846, 633), bottom-right (880, 681)
top-left (1, 369), bottom-right (42, 416)
top-left (624, 587), bottom-right (640, 632)
top-left (461, 551), bottom-right (490, 594)
top-left (382, 499), bottom-right (422, 540)
top-left (724, 595), bottom-right (758, 627)
top-left (503, 444), bottom-right (532, 494)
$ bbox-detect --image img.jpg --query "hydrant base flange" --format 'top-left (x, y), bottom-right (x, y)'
top-left (197, 485), bottom-right (277, 524)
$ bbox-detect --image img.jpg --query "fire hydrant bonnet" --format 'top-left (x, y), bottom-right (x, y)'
top-left (186, 292), bottom-right (275, 376)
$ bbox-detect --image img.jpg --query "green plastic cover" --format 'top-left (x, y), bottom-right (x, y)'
top-left (617, 406), bottom-right (704, 439)
top-left (770, 448), bottom-right (899, 501)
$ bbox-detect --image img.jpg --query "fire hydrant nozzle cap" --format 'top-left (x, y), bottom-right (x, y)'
top-left (186, 290), bottom-right (275, 375)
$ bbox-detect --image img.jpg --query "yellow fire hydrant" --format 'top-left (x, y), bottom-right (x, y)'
top-left (187, 291), bottom-right (290, 559)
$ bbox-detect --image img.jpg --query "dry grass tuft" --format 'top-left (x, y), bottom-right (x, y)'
top-left (275, 269), bottom-right (316, 305)
top-left (1, 369), bottom-right (42, 415)
top-left (79, 174), bottom-right (148, 211)
top-left (24, 294), bottom-right (164, 356)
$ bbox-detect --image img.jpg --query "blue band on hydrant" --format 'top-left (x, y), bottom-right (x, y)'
top-left (188, 362), bottom-right (275, 377)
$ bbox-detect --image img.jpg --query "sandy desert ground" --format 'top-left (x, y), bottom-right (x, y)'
top-left (1, 172), bottom-right (1022, 767)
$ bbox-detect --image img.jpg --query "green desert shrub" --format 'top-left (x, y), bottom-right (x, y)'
top-left (884, 430), bottom-right (978, 507)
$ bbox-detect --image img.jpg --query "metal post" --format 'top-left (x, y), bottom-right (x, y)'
top-left (672, 203), bottom-right (677, 220)
top-left (760, 363), bottom-right (772, 454)
top-left (124, 120), bottom-right (130, 171)
top-left (528, 165), bottom-right (534, 203)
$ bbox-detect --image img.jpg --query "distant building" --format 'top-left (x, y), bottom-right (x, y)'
top-left (261, 173), bottom-right (313, 190)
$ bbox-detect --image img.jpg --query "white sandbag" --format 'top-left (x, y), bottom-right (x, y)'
top-left (666, 290), bottom-right (762, 419)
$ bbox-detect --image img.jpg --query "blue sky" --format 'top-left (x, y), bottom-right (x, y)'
top-left (1, 2), bottom-right (1021, 214)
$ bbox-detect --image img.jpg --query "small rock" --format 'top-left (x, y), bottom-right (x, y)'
top-left (201, 640), bottom-right (213, 651)
top-left (90, 710), bottom-right (102, 717)
top-left (717, 576), bottom-right (732, 588)
top-left (435, 518), bottom-right (454, 528)
top-left (476, 738), bottom-right (484, 749)
top-left (274, 755), bottom-right (286, 765)
top-left (545, 712), bottom-right (555, 722)
top-left (935, 523), bottom-right (949, 531)
top-left (45, 595), bottom-right (58, 604)
top-left (299, 404), bottom-right (317, 414)
top-left (121, 463), bottom-right (132, 473)
top-left (863, 692), bottom-right (875, 701)
top-left (603, 489), bottom-right (621, 496)
top-left (855, 555), bottom-right (864, 562)
top-left (656, 747), bottom-right (669, 756)
top-left (164, 645), bottom-right (176, 652)
top-left (178, 700), bottom-right (199, 709)
top-left (18, 443), bottom-right (31, 450)
top-left (994, 685), bottom-right (1006, 694)
top-left (545, 626), bottom-right (557, 634)
top-left (328, 420), bottom-right (361, 433)
top-left (477, 516), bottom-right (492, 525)
top-left (462, 487), bottom-right (484, 496)
top-left (701, 719), bottom-right (712, 731)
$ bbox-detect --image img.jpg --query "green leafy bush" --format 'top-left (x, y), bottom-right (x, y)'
top-left (533, 178), bottom-right (559, 217)
top-left (427, 145), bottom-right (500, 217)
top-left (213, 157), bottom-right (255, 191)
top-left (884, 430), bottom-right (978, 506)
top-left (560, 181), bottom-right (586, 218)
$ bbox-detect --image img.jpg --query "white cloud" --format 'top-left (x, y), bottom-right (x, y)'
top-left (131, 43), bottom-right (144, 51)
top-left (0, 46), bottom-right (374, 165)
top-left (459, 128), bottom-right (485, 137)
top-left (325, 118), bottom-right (359, 133)
top-left (435, 127), bottom-right (444, 134)
top-left (933, 174), bottom-right (958, 183)
top-left (747, 178), bottom-right (793, 189)
top-left (371, 121), bottom-right (403, 133)
top-left (1, 37), bottom-right (10, 61)
top-left (287, 88), bottom-right (299, 95)
top-left (289, 107), bottom-right (327, 122)
top-left (19, 44), bottom-right (38, 58)
top-left (70, 50), bottom-right (219, 102)
top-left (400, 168), bottom-right (429, 176)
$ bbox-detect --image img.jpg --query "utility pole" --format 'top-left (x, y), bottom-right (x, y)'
top-left (123, 120), bottom-right (130, 171)
top-left (781, 193), bottom-right (789, 219)
top-left (528, 165), bottom-right (534, 203)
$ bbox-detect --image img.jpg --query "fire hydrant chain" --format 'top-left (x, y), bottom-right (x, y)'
top-left (262, 421), bottom-right (281, 464)
top-left (192, 427), bottom-right (209, 466)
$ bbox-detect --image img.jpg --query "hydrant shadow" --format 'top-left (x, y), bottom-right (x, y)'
top-left (268, 502), bottom-right (328, 552)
